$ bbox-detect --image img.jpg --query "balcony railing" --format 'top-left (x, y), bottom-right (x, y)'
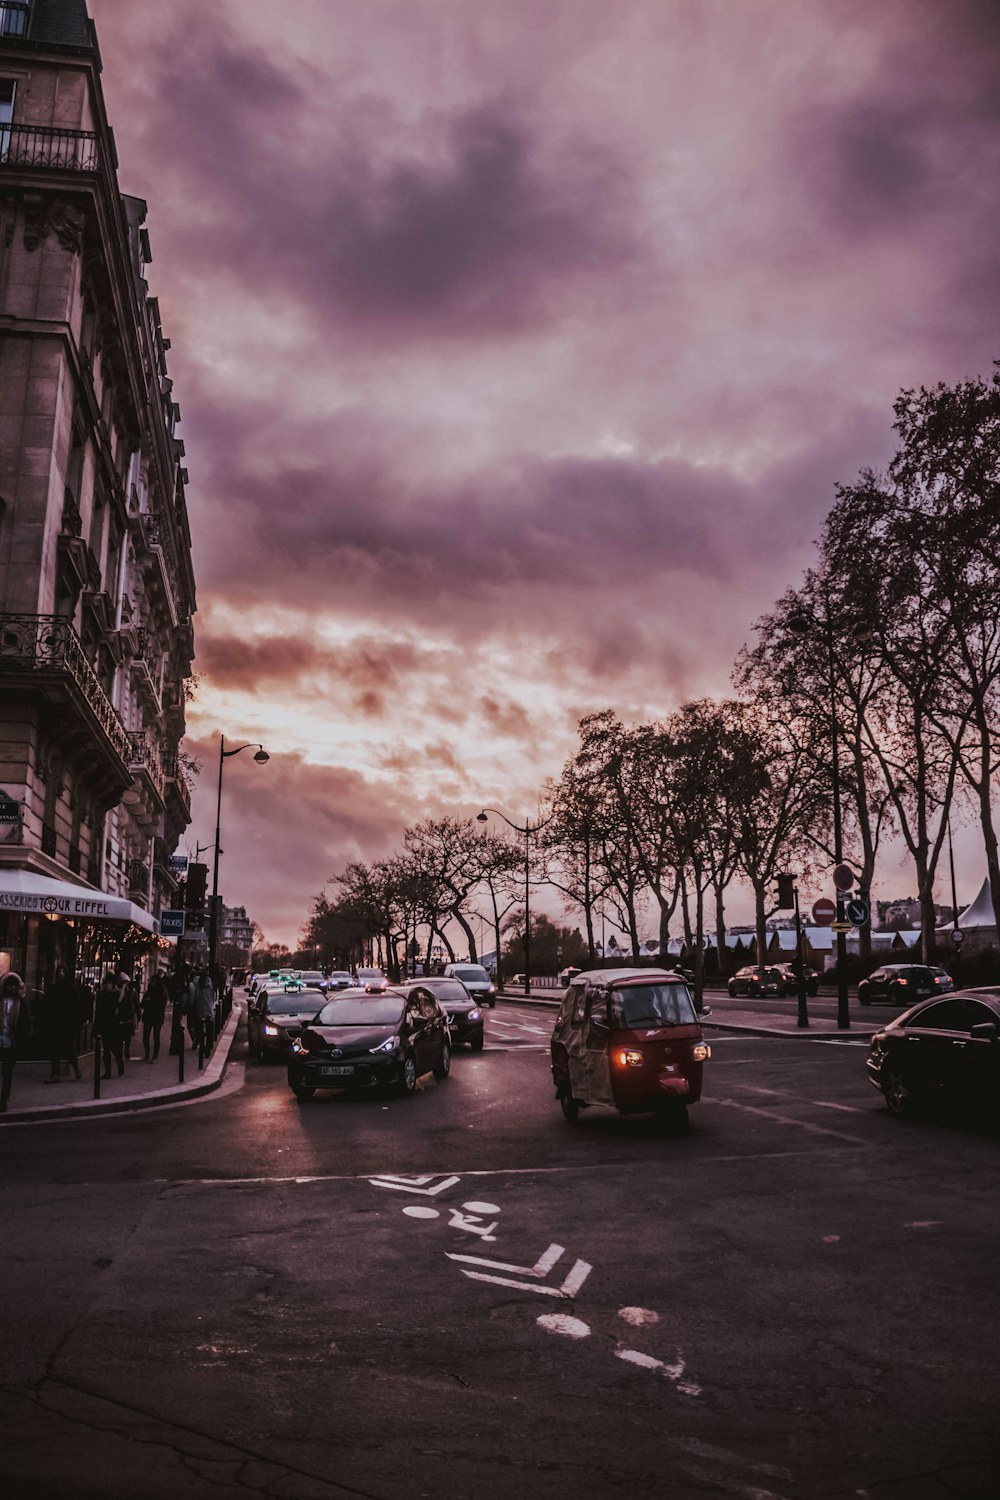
top-left (127, 730), bottom-right (166, 802)
top-left (127, 857), bottom-right (148, 894)
top-left (0, 4), bottom-right (28, 38)
top-left (41, 821), bottom-right (57, 857)
top-left (0, 123), bottom-right (101, 174)
top-left (0, 614), bottom-right (130, 769)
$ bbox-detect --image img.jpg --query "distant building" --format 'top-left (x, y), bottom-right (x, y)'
top-left (0, 1), bottom-right (195, 993)
top-left (220, 905), bottom-right (253, 968)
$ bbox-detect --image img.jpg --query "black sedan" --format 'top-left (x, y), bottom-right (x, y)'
top-left (287, 988), bottom-right (451, 1101)
top-left (773, 962), bottom-right (820, 997)
top-left (857, 964), bottom-right (953, 1006)
top-left (399, 977), bottom-right (484, 1051)
top-left (866, 988), bottom-right (1000, 1120)
top-left (247, 985), bottom-right (325, 1060)
top-left (727, 966), bottom-right (784, 998)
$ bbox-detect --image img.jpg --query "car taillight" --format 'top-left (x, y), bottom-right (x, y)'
top-left (895, 978), bottom-right (908, 986)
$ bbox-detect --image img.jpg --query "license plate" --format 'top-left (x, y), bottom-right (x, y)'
top-left (320, 1065), bottom-right (354, 1077)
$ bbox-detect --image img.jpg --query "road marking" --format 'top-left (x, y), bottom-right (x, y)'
top-left (813, 1100), bottom-right (867, 1114)
top-left (538, 1313), bottom-right (591, 1339)
top-left (619, 1306), bottom-right (660, 1327)
top-left (448, 1242), bottom-right (592, 1298)
top-left (368, 1173), bottom-right (460, 1196)
top-left (742, 1086), bottom-right (869, 1117)
top-left (713, 1097), bottom-right (869, 1145)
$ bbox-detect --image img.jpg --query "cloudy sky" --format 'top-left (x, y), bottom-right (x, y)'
top-left (90, 0), bottom-right (1000, 948)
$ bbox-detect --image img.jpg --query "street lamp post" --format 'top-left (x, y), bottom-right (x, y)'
top-left (208, 736), bottom-right (269, 978)
top-left (788, 599), bottom-right (872, 1030)
top-left (477, 807), bottom-right (549, 997)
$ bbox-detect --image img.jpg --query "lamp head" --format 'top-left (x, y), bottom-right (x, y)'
top-left (254, 749), bottom-right (270, 764)
top-left (476, 811), bottom-right (488, 823)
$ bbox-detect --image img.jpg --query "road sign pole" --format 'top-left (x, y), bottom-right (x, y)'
top-left (793, 887), bottom-right (808, 1029)
top-left (835, 892), bottom-right (850, 1029)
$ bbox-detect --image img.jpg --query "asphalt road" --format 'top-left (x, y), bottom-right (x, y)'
top-left (1, 1002), bottom-right (997, 1500)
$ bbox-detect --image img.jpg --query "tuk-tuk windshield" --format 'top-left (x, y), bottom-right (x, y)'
top-left (611, 983), bottom-right (697, 1029)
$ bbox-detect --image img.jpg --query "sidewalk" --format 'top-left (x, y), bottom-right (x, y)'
top-left (0, 1005), bottom-right (242, 1125)
top-left (495, 988), bottom-right (877, 1039)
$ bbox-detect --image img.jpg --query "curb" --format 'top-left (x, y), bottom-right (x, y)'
top-left (0, 1005), bottom-right (242, 1125)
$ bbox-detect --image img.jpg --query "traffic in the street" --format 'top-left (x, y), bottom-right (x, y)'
top-left (2, 985), bottom-right (998, 1500)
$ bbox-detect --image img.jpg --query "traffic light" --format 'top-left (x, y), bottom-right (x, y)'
top-left (775, 873), bottom-right (796, 909)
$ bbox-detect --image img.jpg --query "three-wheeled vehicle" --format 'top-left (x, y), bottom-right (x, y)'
top-left (550, 968), bottom-right (710, 1134)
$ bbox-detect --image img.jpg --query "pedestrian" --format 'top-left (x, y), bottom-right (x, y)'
top-left (140, 972), bottom-right (169, 1062)
top-left (0, 971), bottom-right (31, 1113)
top-left (166, 968), bottom-right (188, 1056)
top-left (94, 971), bottom-right (125, 1077)
top-left (192, 968), bottom-right (216, 1052)
top-left (43, 965), bottom-right (83, 1082)
top-left (117, 971), bottom-right (140, 1060)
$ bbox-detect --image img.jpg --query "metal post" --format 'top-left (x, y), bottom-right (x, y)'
top-left (826, 609), bottom-right (851, 1030)
top-left (208, 735), bottom-right (225, 976)
top-left (524, 824), bottom-right (531, 997)
top-left (93, 1035), bottom-right (101, 1099)
top-left (793, 886), bottom-right (809, 1028)
top-left (178, 1030), bottom-right (185, 1083)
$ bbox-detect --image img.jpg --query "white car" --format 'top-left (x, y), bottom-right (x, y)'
top-left (356, 967), bottom-right (388, 993)
top-left (442, 963), bottom-right (496, 1009)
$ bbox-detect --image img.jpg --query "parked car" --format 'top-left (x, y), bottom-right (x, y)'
top-left (247, 985), bottom-right (325, 1060)
top-left (866, 987), bottom-right (1000, 1120)
top-left (773, 962), bottom-right (820, 997)
top-left (727, 966), bottom-right (785, 998)
top-left (288, 988), bottom-right (451, 1100)
top-left (857, 964), bottom-right (953, 1007)
top-left (399, 976), bottom-right (484, 1050)
top-left (442, 963), bottom-right (497, 1008)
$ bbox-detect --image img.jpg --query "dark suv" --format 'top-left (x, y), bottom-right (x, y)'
top-left (773, 962), bottom-right (820, 997)
top-left (857, 964), bottom-right (954, 1006)
top-left (727, 966), bottom-right (784, 998)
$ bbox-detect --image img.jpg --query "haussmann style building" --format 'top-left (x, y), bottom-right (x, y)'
top-left (0, 0), bottom-right (196, 999)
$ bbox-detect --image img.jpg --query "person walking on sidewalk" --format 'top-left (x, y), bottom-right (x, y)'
top-left (192, 968), bottom-right (216, 1053)
top-left (43, 965), bottom-right (83, 1082)
top-left (117, 971), bottom-right (140, 1060)
top-left (140, 972), bottom-right (169, 1062)
top-left (0, 971), bottom-right (31, 1114)
top-left (94, 972), bottom-right (126, 1078)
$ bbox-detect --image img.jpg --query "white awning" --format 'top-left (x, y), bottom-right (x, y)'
top-left (0, 869), bottom-right (157, 933)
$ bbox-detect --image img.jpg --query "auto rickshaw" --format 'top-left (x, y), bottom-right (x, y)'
top-left (550, 968), bottom-right (711, 1134)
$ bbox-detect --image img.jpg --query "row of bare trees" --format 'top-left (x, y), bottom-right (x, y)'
top-left (301, 367), bottom-right (1000, 979)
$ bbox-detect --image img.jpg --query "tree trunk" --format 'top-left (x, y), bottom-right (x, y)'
top-left (754, 881), bottom-right (768, 966)
top-left (715, 885), bottom-right (727, 977)
top-left (452, 908), bottom-right (478, 963)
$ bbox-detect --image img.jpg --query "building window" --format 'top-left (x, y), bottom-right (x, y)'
top-left (0, 80), bottom-right (14, 160)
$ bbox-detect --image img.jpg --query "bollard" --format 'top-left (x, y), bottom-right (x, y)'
top-left (178, 1034), bottom-right (185, 1084)
top-left (198, 1032), bottom-right (205, 1071)
top-left (93, 1036), bottom-right (101, 1100)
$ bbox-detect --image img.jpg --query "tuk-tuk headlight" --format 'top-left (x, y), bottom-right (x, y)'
top-left (615, 1048), bottom-right (644, 1068)
top-left (691, 1042), bottom-right (711, 1062)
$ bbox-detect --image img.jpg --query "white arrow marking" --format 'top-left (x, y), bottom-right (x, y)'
top-left (447, 1242), bottom-right (566, 1277)
top-left (447, 1243), bottom-right (592, 1298)
top-left (369, 1174), bottom-right (460, 1196)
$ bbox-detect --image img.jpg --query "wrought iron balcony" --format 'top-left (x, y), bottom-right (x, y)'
top-left (127, 857), bottom-right (148, 896)
top-left (0, 122), bottom-right (101, 173)
top-left (0, 4), bottom-right (28, 38)
top-left (0, 614), bottom-right (130, 770)
top-left (127, 729), bottom-right (166, 802)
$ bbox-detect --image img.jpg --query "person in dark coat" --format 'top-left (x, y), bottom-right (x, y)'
top-left (93, 971), bottom-right (125, 1078)
top-left (43, 965), bottom-right (83, 1082)
top-left (140, 973), bottom-right (169, 1062)
top-left (0, 971), bottom-right (32, 1112)
top-left (116, 971), bottom-right (140, 1060)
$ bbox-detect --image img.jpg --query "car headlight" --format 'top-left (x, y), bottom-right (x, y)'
top-left (468, 1009), bottom-right (482, 1021)
top-left (291, 1038), bottom-right (309, 1055)
top-left (263, 1025), bottom-right (280, 1036)
top-left (369, 1035), bottom-right (400, 1055)
top-left (614, 1048), bottom-right (644, 1068)
top-left (691, 1042), bottom-right (711, 1062)
top-left (488, 985), bottom-right (496, 994)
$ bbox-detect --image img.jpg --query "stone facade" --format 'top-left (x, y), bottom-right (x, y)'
top-left (0, 2), bottom-right (195, 989)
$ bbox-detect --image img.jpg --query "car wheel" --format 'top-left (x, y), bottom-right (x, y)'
top-left (488, 999), bottom-right (496, 1008)
top-left (655, 1102), bottom-right (689, 1137)
top-left (727, 983), bottom-right (737, 998)
top-left (560, 1093), bottom-right (581, 1124)
top-left (433, 1039), bottom-right (451, 1080)
top-left (292, 1079), bottom-right (315, 1101)
top-left (398, 1052), bottom-right (418, 1095)
top-left (881, 1066), bottom-right (911, 1117)
top-left (470, 1034), bottom-right (484, 1052)
top-left (858, 993), bottom-right (871, 1006)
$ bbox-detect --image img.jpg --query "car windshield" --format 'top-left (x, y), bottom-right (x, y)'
top-left (315, 998), bottom-right (403, 1026)
top-left (611, 983), bottom-right (697, 1028)
top-left (328, 972), bottom-right (352, 981)
top-left (357, 969), bottom-right (383, 980)
top-left (300, 972), bottom-right (324, 983)
top-left (452, 967), bottom-right (489, 982)
top-left (432, 981), bottom-right (474, 1001)
top-left (268, 994), bottom-right (320, 1016)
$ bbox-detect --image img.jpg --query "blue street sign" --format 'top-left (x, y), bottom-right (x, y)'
top-left (846, 897), bottom-right (870, 926)
top-left (159, 909), bottom-right (186, 937)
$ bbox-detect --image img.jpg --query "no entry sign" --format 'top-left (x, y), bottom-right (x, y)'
top-left (812, 898), bottom-right (837, 925)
